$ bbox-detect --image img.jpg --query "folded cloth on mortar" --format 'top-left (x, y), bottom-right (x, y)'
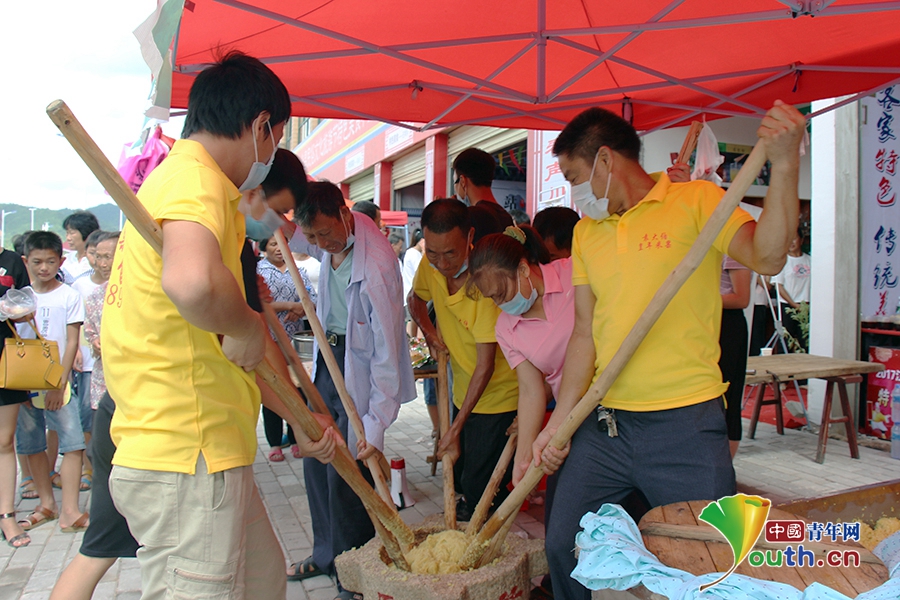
top-left (572, 504), bottom-right (900, 600)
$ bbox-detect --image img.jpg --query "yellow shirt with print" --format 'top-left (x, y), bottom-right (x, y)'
top-left (103, 139), bottom-right (261, 475)
top-left (572, 173), bottom-right (753, 412)
top-left (413, 260), bottom-right (518, 414)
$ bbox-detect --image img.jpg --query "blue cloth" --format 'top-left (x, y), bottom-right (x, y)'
top-left (573, 504), bottom-right (900, 600)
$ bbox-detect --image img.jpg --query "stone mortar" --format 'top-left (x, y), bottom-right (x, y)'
top-left (335, 515), bottom-right (548, 600)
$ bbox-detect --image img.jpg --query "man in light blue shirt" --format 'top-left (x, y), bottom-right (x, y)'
top-left (284, 179), bottom-right (416, 598)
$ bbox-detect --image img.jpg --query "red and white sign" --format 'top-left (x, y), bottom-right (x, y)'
top-left (533, 130), bottom-right (570, 213)
top-left (867, 346), bottom-right (900, 439)
top-left (765, 520), bottom-right (806, 543)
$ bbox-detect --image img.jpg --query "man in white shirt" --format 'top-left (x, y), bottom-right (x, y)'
top-left (772, 230), bottom-right (811, 352)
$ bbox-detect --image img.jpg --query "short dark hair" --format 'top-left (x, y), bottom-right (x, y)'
top-left (13, 231), bottom-right (35, 256)
top-left (85, 230), bottom-right (104, 248)
top-left (62, 211), bottom-right (100, 241)
top-left (467, 204), bottom-right (502, 244)
top-left (553, 107), bottom-right (641, 163)
top-left (352, 200), bottom-right (380, 222)
top-left (295, 182), bottom-right (345, 227)
top-left (181, 51), bottom-right (291, 140)
top-left (410, 228), bottom-right (423, 246)
top-left (24, 231), bottom-right (63, 258)
top-left (468, 226), bottom-right (550, 296)
top-left (453, 148), bottom-right (496, 187)
top-left (261, 149), bottom-right (309, 208)
top-left (533, 206), bottom-right (580, 252)
top-left (258, 236), bottom-right (272, 251)
top-left (421, 198), bottom-right (471, 236)
top-left (93, 231), bottom-right (121, 246)
top-left (509, 209), bottom-right (531, 226)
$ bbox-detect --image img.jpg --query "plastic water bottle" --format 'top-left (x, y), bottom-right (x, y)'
top-left (892, 384), bottom-right (900, 460)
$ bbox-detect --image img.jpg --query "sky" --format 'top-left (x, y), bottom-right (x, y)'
top-left (1, 1), bottom-right (185, 210)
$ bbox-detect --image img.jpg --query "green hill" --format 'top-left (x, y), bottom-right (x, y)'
top-left (1, 204), bottom-right (122, 250)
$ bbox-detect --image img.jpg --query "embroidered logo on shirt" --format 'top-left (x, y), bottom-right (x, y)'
top-left (637, 232), bottom-right (672, 251)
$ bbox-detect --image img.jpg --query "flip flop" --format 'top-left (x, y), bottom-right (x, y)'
top-left (18, 506), bottom-right (58, 531)
top-left (0, 512), bottom-right (31, 548)
top-left (60, 512), bottom-right (90, 533)
top-left (80, 472), bottom-right (92, 491)
top-left (19, 477), bottom-right (38, 500)
top-left (268, 448), bottom-right (285, 462)
top-left (286, 557), bottom-right (324, 581)
top-left (291, 444), bottom-right (302, 459)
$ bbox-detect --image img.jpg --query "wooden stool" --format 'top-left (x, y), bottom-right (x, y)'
top-left (747, 377), bottom-right (784, 439)
top-left (816, 375), bottom-right (862, 464)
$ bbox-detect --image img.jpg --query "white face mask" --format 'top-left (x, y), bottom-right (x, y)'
top-left (341, 212), bottom-right (355, 252)
top-left (239, 118), bottom-right (277, 192)
top-left (570, 151), bottom-right (612, 221)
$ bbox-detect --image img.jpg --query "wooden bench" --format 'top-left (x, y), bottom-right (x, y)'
top-left (744, 354), bottom-right (884, 463)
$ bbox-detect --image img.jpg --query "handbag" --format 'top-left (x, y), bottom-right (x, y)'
top-left (0, 319), bottom-right (64, 391)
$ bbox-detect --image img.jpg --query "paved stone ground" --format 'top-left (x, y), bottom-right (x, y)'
top-left (2, 380), bottom-right (898, 599)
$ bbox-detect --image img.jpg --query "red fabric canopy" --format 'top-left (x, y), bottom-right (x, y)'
top-left (171, 0), bottom-right (900, 132)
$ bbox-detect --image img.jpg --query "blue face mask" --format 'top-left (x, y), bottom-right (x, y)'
top-left (453, 259), bottom-right (468, 279)
top-left (498, 272), bottom-right (537, 316)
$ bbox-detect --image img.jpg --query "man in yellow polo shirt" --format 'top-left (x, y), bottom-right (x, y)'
top-left (102, 53), bottom-right (337, 600)
top-left (531, 102), bottom-right (806, 600)
top-left (409, 199), bottom-right (518, 520)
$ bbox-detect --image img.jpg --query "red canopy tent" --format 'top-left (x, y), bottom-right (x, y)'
top-left (168, 0), bottom-right (900, 132)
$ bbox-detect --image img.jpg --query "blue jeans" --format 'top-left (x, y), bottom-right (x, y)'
top-left (16, 397), bottom-right (86, 455)
top-left (74, 370), bottom-right (94, 432)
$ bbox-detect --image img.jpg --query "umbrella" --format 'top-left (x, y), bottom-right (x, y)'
top-left (168, 0), bottom-right (900, 131)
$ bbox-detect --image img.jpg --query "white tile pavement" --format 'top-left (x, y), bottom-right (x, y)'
top-left (2, 381), bottom-right (898, 599)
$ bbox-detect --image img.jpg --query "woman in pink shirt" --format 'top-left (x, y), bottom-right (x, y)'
top-left (468, 226), bottom-right (574, 489)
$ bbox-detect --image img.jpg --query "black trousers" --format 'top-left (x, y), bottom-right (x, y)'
top-left (262, 406), bottom-right (296, 449)
top-left (303, 342), bottom-right (375, 581)
top-left (80, 392), bottom-right (140, 558)
top-left (719, 308), bottom-right (748, 441)
top-left (453, 408), bottom-right (517, 515)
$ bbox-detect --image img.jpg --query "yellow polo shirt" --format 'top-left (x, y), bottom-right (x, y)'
top-left (572, 174), bottom-right (753, 411)
top-left (104, 140), bottom-right (260, 475)
top-left (413, 261), bottom-right (518, 414)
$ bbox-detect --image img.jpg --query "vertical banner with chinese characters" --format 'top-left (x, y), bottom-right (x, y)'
top-left (534, 130), bottom-right (570, 212)
top-left (861, 89), bottom-right (900, 318)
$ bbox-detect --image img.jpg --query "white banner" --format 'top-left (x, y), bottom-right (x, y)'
top-left (534, 130), bottom-right (571, 212)
top-left (860, 89), bottom-right (900, 318)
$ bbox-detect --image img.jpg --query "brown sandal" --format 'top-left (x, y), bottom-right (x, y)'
top-left (60, 512), bottom-right (90, 533)
top-left (18, 506), bottom-right (58, 531)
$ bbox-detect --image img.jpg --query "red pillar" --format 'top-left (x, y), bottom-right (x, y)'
top-left (425, 133), bottom-right (448, 205)
top-left (374, 161), bottom-right (393, 211)
top-left (339, 182), bottom-right (351, 200)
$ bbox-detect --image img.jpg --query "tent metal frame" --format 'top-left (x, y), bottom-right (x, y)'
top-left (174, 0), bottom-right (900, 131)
